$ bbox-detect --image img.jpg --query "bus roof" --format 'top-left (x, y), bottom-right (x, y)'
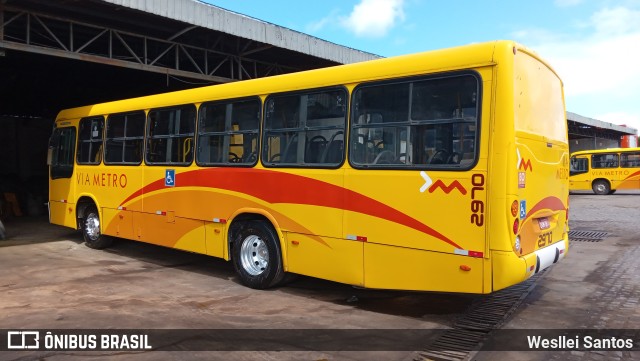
top-left (55, 40), bottom-right (554, 121)
top-left (571, 147), bottom-right (640, 156)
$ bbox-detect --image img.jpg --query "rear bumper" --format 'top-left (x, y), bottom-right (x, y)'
top-left (531, 238), bottom-right (568, 273)
top-left (492, 235), bottom-right (569, 291)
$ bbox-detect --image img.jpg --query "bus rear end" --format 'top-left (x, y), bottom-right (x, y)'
top-left (491, 43), bottom-right (570, 291)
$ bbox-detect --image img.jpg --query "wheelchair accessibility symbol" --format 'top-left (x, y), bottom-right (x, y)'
top-left (165, 169), bottom-right (175, 187)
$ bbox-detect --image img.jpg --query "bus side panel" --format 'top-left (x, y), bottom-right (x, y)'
top-left (75, 165), bottom-right (143, 245)
top-left (50, 170), bottom-right (77, 228)
top-left (49, 200), bottom-right (76, 229)
top-left (342, 170), bottom-right (487, 254)
top-left (623, 173), bottom-right (640, 189)
top-left (363, 243), bottom-right (484, 293)
top-left (102, 208), bottom-right (134, 239)
top-left (136, 167), bottom-right (208, 254)
top-left (286, 232), bottom-right (364, 286)
top-left (132, 211), bottom-right (207, 254)
top-left (80, 166), bottom-right (143, 212)
top-left (613, 168), bottom-right (640, 190)
top-left (204, 221), bottom-right (225, 258)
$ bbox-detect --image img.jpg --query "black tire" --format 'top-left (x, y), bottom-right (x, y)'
top-left (592, 180), bottom-right (610, 195)
top-left (231, 220), bottom-right (285, 289)
top-left (82, 206), bottom-right (113, 249)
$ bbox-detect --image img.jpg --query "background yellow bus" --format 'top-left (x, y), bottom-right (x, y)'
top-left (48, 40), bottom-right (569, 294)
top-left (570, 147), bottom-right (640, 195)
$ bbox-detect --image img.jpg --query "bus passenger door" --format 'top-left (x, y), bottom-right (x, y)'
top-left (48, 126), bottom-right (77, 228)
top-left (569, 156), bottom-right (589, 190)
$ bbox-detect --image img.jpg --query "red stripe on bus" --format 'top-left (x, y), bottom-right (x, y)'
top-left (623, 170), bottom-right (640, 181)
top-left (523, 196), bottom-right (567, 223)
top-left (120, 168), bottom-right (462, 249)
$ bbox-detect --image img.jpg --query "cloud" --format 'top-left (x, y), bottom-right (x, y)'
top-left (340, 0), bottom-right (405, 38)
top-left (513, 6), bottom-right (640, 129)
top-left (539, 33), bottom-right (640, 97)
top-left (527, 7), bottom-right (640, 97)
top-left (591, 6), bottom-right (640, 36)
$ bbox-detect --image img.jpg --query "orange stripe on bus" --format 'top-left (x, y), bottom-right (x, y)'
top-left (119, 168), bottom-right (462, 249)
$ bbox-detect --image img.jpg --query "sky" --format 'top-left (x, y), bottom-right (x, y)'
top-left (204, 0), bottom-right (640, 132)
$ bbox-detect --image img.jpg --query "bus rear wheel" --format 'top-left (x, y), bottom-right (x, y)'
top-left (592, 180), bottom-right (610, 195)
top-left (231, 220), bottom-right (285, 289)
top-left (82, 206), bottom-right (113, 249)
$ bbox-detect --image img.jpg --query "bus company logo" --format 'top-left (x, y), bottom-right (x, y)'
top-left (419, 171), bottom-right (467, 195)
top-left (428, 180), bottom-right (467, 195)
top-left (7, 331), bottom-right (40, 349)
top-left (519, 158), bottom-right (533, 172)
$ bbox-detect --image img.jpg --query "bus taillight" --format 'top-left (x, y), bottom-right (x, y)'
top-left (511, 200), bottom-right (518, 217)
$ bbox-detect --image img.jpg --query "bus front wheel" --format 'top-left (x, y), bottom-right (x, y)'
top-left (82, 206), bottom-right (113, 249)
top-left (592, 180), bottom-right (611, 195)
top-left (231, 220), bottom-right (285, 289)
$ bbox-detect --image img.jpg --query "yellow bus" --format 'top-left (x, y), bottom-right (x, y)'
top-left (570, 147), bottom-right (640, 195)
top-left (48, 40), bottom-right (569, 294)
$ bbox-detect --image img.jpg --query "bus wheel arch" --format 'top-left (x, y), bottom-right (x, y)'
top-left (76, 196), bottom-right (112, 249)
top-left (228, 213), bottom-right (286, 289)
top-left (76, 196), bottom-right (99, 229)
top-left (592, 179), bottom-right (611, 195)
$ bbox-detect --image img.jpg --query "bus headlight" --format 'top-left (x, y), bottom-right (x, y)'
top-left (515, 236), bottom-right (521, 252)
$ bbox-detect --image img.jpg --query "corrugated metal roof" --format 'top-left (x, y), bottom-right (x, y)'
top-left (100, 0), bottom-right (381, 64)
top-left (567, 111), bottom-right (637, 135)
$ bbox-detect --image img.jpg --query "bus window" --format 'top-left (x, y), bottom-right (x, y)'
top-left (570, 157), bottom-right (588, 175)
top-left (263, 88), bottom-right (346, 167)
top-left (591, 153), bottom-right (619, 169)
top-left (105, 111), bottom-right (145, 165)
top-left (197, 98), bottom-right (260, 165)
top-left (621, 152), bottom-right (640, 168)
top-left (350, 73), bottom-right (479, 168)
top-left (146, 105), bottom-right (196, 165)
top-left (77, 116), bottom-right (104, 165)
top-left (50, 127), bottom-right (76, 179)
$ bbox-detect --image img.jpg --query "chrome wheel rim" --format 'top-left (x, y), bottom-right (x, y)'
top-left (85, 213), bottom-right (100, 241)
top-left (240, 235), bottom-right (268, 276)
top-left (595, 183), bottom-right (606, 193)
